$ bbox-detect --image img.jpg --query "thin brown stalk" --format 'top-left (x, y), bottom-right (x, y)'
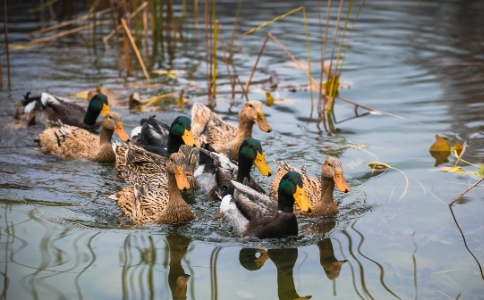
top-left (103, 2), bottom-right (148, 46)
top-left (449, 177), bottom-right (484, 206)
top-left (204, 0), bottom-right (211, 101)
top-left (143, 4), bottom-right (149, 58)
top-left (453, 143), bottom-right (466, 167)
top-left (3, 0), bottom-right (10, 86)
top-left (218, 23), bottom-right (235, 98)
top-left (228, 0), bottom-right (243, 58)
top-left (241, 34), bottom-right (270, 101)
top-left (122, 0), bottom-right (131, 77)
top-left (109, 0), bottom-right (123, 76)
top-left (318, 0), bottom-right (332, 114)
top-left (449, 205), bottom-right (484, 279)
top-left (28, 19), bottom-right (111, 45)
top-left (121, 18), bottom-right (151, 82)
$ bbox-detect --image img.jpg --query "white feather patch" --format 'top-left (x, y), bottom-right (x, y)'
top-left (130, 126), bottom-right (142, 138)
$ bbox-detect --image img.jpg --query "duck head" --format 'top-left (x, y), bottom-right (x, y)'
top-left (278, 172), bottom-right (312, 213)
top-left (240, 100), bottom-right (272, 133)
top-left (166, 152), bottom-right (191, 191)
top-left (321, 157), bottom-right (350, 193)
top-left (169, 116), bottom-right (198, 153)
top-left (84, 93), bottom-right (110, 126)
top-left (102, 112), bottom-right (130, 142)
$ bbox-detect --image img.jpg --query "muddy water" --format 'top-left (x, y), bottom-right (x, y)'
top-left (1, 0), bottom-right (484, 299)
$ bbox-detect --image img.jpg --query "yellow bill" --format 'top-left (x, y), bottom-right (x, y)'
top-left (101, 103), bottom-right (110, 117)
top-left (293, 185), bottom-right (312, 213)
top-left (253, 151), bottom-right (272, 176)
top-left (182, 129), bottom-right (198, 147)
top-left (255, 113), bottom-right (272, 133)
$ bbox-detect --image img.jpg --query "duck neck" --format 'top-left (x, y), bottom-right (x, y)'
top-left (168, 174), bottom-right (184, 205)
top-left (320, 176), bottom-right (335, 205)
top-left (236, 116), bottom-right (254, 140)
top-left (236, 155), bottom-right (253, 184)
top-left (167, 135), bottom-right (183, 155)
top-left (99, 126), bottom-right (114, 145)
top-left (277, 191), bottom-right (294, 213)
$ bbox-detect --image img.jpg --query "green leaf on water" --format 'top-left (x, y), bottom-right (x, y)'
top-left (478, 165), bottom-right (484, 176)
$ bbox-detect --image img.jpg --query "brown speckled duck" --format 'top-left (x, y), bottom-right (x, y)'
top-left (191, 100), bottom-right (272, 161)
top-left (270, 157), bottom-right (350, 216)
top-left (37, 112), bottom-right (130, 162)
top-left (109, 152), bottom-right (196, 224)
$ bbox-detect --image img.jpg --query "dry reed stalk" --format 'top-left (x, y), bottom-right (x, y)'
top-left (212, 19), bottom-right (218, 99)
top-left (204, 0), bottom-right (211, 101)
top-left (2, 0), bottom-right (10, 86)
top-left (121, 18), bottom-right (151, 82)
top-left (31, 0), bottom-right (59, 13)
top-left (450, 177), bottom-right (484, 206)
top-left (109, 0), bottom-right (123, 76)
top-left (317, 0), bottom-right (332, 116)
top-left (143, 4), bottom-right (149, 57)
top-left (229, 0), bottom-right (243, 58)
top-left (217, 23), bottom-right (236, 98)
top-left (102, 2), bottom-right (148, 46)
top-left (28, 19), bottom-right (111, 45)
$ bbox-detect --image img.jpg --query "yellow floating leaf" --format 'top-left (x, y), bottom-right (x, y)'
top-left (72, 90), bottom-right (94, 100)
top-left (440, 166), bottom-right (465, 174)
top-left (429, 134), bottom-right (450, 152)
top-left (451, 141), bottom-right (463, 156)
top-left (367, 161), bottom-right (391, 171)
top-left (478, 165), bottom-right (484, 176)
top-left (8, 43), bottom-right (36, 50)
top-left (348, 144), bottom-right (367, 150)
top-left (265, 92), bottom-right (274, 106)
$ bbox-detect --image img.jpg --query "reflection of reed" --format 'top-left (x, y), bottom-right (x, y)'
top-left (341, 220), bottom-right (404, 300)
top-left (0, 206), bottom-right (11, 300)
top-left (210, 246), bottom-right (222, 300)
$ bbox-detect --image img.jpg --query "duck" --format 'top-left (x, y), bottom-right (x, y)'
top-left (191, 100), bottom-right (272, 161)
top-left (109, 151), bottom-right (196, 224)
top-left (22, 92), bottom-right (110, 130)
top-left (37, 112), bottom-right (130, 162)
top-left (269, 157), bottom-right (350, 217)
top-left (113, 143), bottom-right (199, 190)
top-left (219, 172), bottom-right (313, 239)
top-left (195, 138), bottom-right (272, 200)
top-left (130, 115), bottom-right (198, 157)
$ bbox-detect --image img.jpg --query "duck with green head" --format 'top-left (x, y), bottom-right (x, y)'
top-left (219, 171), bottom-right (312, 239)
top-left (22, 92), bottom-right (109, 130)
top-left (195, 138), bottom-right (272, 200)
top-left (131, 115), bottom-right (198, 157)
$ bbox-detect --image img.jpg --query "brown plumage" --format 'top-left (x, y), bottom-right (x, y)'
top-left (191, 100), bottom-right (272, 161)
top-left (114, 143), bottom-right (199, 190)
top-left (37, 112), bottom-right (130, 162)
top-left (110, 152), bottom-right (196, 224)
top-left (270, 158), bottom-right (350, 216)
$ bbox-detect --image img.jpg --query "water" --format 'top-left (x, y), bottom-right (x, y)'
top-left (1, 0), bottom-right (484, 299)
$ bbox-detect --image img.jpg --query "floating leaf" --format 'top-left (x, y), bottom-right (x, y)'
top-left (451, 141), bottom-right (463, 156)
top-left (266, 92), bottom-right (274, 106)
top-left (478, 165), bottom-right (484, 176)
top-left (440, 166), bottom-right (465, 174)
top-left (429, 134), bottom-right (451, 167)
top-left (348, 144), bottom-right (366, 150)
top-left (429, 134), bottom-right (450, 152)
top-left (367, 161), bottom-right (391, 171)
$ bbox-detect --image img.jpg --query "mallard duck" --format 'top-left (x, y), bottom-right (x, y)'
top-left (269, 157), bottom-right (350, 216)
top-left (110, 152), bottom-right (196, 224)
top-left (22, 92), bottom-right (110, 129)
top-left (219, 172), bottom-right (312, 239)
top-left (191, 100), bottom-right (272, 161)
top-left (114, 143), bottom-right (199, 190)
top-left (195, 138), bottom-right (272, 200)
top-left (131, 115), bottom-right (198, 157)
top-left (37, 112), bottom-right (130, 162)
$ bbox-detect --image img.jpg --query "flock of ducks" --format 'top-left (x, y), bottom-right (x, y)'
top-left (21, 92), bottom-right (350, 239)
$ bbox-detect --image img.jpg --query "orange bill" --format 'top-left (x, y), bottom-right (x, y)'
top-left (175, 166), bottom-right (191, 190)
top-left (255, 113), bottom-right (272, 133)
top-left (101, 103), bottom-right (110, 117)
top-left (253, 151), bottom-right (272, 176)
top-left (182, 129), bottom-right (198, 147)
top-left (115, 122), bottom-right (130, 142)
top-left (293, 185), bottom-right (312, 213)
top-left (333, 170), bottom-right (350, 193)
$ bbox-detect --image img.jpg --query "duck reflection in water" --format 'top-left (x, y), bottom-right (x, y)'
top-left (239, 248), bottom-right (312, 300)
top-left (317, 239), bottom-right (348, 280)
top-left (166, 235), bottom-right (192, 300)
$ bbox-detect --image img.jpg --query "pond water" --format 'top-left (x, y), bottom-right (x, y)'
top-left (1, 0), bottom-right (484, 299)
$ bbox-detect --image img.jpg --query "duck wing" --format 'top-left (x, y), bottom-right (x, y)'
top-left (231, 180), bottom-right (277, 224)
top-left (132, 116), bottom-right (171, 156)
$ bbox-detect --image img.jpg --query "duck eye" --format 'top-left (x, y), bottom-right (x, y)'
top-left (248, 104), bottom-right (253, 108)
top-left (328, 163), bottom-right (332, 167)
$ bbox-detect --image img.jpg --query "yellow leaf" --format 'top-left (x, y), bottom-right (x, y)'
top-left (367, 161), bottom-right (391, 171)
top-left (451, 142), bottom-right (463, 156)
top-left (266, 92), bottom-right (274, 106)
top-left (440, 166), bottom-right (465, 174)
top-left (478, 165), bottom-right (484, 176)
top-left (429, 134), bottom-right (450, 152)
top-left (348, 144), bottom-right (367, 150)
